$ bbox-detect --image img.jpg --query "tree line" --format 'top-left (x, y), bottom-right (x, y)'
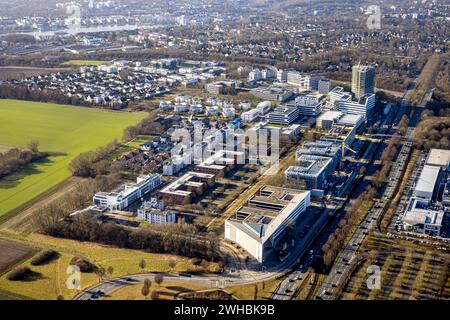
top-left (413, 113), bottom-right (450, 150)
top-left (68, 140), bottom-right (120, 177)
top-left (0, 83), bottom-right (91, 107)
top-left (39, 213), bottom-right (224, 263)
top-left (0, 140), bottom-right (46, 179)
top-left (321, 185), bottom-right (377, 270)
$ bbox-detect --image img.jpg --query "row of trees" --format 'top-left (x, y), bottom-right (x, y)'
top-left (39, 213), bottom-right (224, 263)
top-left (68, 140), bottom-right (120, 177)
top-left (141, 276), bottom-right (163, 300)
top-left (321, 186), bottom-right (377, 269)
top-left (0, 140), bottom-right (45, 179)
top-left (371, 115), bottom-right (409, 188)
top-left (122, 111), bottom-right (159, 142)
top-left (0, 84), bottom-right (91, 107)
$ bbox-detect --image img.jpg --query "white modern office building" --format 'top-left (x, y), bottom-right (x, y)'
top-left (93, 174), bottom-right (163, 210)
top-left (336, 94), bottom-right (376, 119)
top-left (316, 111), bottom-right (364, 129)
top-left (403, 198), bottom-right (444, 236)
top-left (224, 186), bottom-right (311, 263)
top-left (286, 72), bottom-right (322, 90)
top-left (426, 149), bottom-right (450, 170)
top-left (415, 165), bottom-right (441, 200)
top-left (285, 93), bottom-right (323, 116)
top-left (241, 108), bottom-right (261, 122)
top-left (137, 200), bottom-right (177, 225)
top-left (318, 78), bottom-right (332, 94)
top-left (285, 155), bottom-right (334, 190)
top-left (268, 106), bottom-right (301, 125)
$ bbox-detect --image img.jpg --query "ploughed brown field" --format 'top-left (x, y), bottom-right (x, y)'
top-left (0, 238), bottom-right (36, 273)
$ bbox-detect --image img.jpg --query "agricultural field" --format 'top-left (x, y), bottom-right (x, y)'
top-left (0, 99), bottom-right (146, 219)
top-left (0, 233), bottom-right (218, 300)
top-left (0, 238), bottom-right (36, 273)
top-left (61, 60), bottom-right (108, 66)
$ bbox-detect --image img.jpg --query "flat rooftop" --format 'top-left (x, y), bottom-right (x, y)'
top-left (159, 171), bottom-right (215, 196)
top-left (415, 165), bottom-right (441, 195)
top-left (427, 149), bottom-right (450, 168)
top-left (317, 111), bottom-right (342, 122)
top-left (287, 155), bottom-right (333, 176)
top-left (404, 209), bottom-right (444, 226)
top-left (298, 141), bottom-right (340, 158)
top-left (231, 185), bottom-right (310, 243)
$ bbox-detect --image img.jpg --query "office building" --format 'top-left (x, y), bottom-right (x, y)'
top-left (224, 186), bottom-right (311, 263)
top-left (297, 140), bottom-right (341, 170)
top-left (137, 200), bottom-right (177, 225)
top-left (318, 78), bottom-right (331, 94)
top-left (205, 81), bottom-right (237, 95)
top-left (443, 179), bottom-right (450, 207)
top-left (316, 111), bottom-right (364, 129)
top-left (158, 171), bottom-right (215, 205)
top-left (351, 64), bottom-right (375, 99)
top-left (337, 93), bottom-right (376, 119)
top-left (93, 174), bottom-right (162, 210)
top-left (321, 125), bottom-right (357, 146)
top-left (285, 155), bottom-right (334, 189)
top-left (251, 86), bottom-right (294, 102)
top-left (249, 69), bottom-right (262, 82)
top-left (241, 108), bottom-right (261, 122)
top-left (285, 93), bottom-right (323, 116)
top-left (426, 149), bottom-right (450, 169)
top-left (277, 69), bottom-right (288, 82)
top-left (256, 101), bottom-right (272, 114)
top-left (415, 165), bottom-right (441, 200)
top-left (268, 106), bottom-right (301, 125)
top-left (286, 72), bottom-right (322, 90)
top-left (403, 198), bottom-right (444, 236)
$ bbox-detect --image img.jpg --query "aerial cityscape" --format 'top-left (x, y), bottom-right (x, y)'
top-left (0, 0), bottom-right (449, 309)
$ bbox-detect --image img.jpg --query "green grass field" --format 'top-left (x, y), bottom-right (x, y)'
top-left (61, 60), bottom-right (108, 66)
top-left (0, 99), bottom-right (146, 218)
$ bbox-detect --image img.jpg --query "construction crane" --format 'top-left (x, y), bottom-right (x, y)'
top-left (339, 142), bottom-right (358, 173)
top-left (341, 142), bottom-right (357, 159)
